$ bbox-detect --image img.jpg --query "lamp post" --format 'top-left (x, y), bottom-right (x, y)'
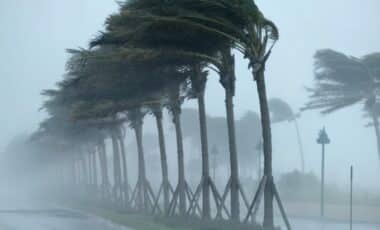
top-left (350, 166), bottom-right (353, 230)
top-left (211, 145), bottom-right (219, 183)
top-left (317, 127), bottom-right (330, 220)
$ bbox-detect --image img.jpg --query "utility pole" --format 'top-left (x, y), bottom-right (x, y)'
top-left (317, 127), bottom-right (330, 220)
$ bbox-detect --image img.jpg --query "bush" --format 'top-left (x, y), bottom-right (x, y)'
top-left (278, 170), bottom-right (320, 202)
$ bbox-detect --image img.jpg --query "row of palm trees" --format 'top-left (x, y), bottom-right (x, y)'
top-left (33, 1), bottom-right (289, 229)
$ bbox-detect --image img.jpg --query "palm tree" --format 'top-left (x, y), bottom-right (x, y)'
top-left (164, 72), bottom-right (190, 216)
top-left (236, 111), bottom-right (261, 178)
top-left (127, 107), bottom-right (152, 211)
top-left (149, 103), bottom-right (171, 213)
top-left (304, 49), bottom-right (380, 160)
top-left (188, 63), bottom-right (214, 219)
top-left (97, 135), bottom-right (111, 201)
top-left (116, 126), bottom-right (130, 206)
top-left (269, 98), bottom-right (305, 172)
top-left (218, 47), bottom-right (241, 221)
top-left (110, 126), bottom-right (123, 203)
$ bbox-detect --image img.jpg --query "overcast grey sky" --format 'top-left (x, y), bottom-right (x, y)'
top-left (1, 1), bottom-right (380, 189)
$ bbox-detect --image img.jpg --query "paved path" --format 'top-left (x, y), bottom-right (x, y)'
top-left (0, 197), bottom-right (132, 230)
top-left (0, 208), bottom-right (132, 230)
top-left (282, 217), bottom-right (380, 230)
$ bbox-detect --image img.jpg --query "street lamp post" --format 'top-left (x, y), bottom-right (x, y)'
top-left (317, 127), bottom-right (330, 220)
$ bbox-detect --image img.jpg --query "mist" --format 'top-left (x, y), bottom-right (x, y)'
top-left (1, 1), bottom-right (380, 230)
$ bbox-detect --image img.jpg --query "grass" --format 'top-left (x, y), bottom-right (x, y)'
top-left (67, 201), bottom-right (263, 230)
top-left (70, 203), bottom-right (184, 230)
top-left (156, 215), bottom-right (263, 230)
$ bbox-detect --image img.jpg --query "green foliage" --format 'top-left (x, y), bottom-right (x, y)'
top-left (35, 0), bottom-right (279, 151)
top-left (278, 170), bottom-right (320, 202)
top-left (304, 49), bottom-right (380, 115)
top-left (269, 98), bottom-right (297, 123)
top-left (181, 109), bottom-right (261, 166)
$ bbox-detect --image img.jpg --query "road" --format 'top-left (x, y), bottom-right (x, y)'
top-left (0, 196), bottom-right (132, 230)
top-left (0, 209), bottom-right (132, 230)
top-left (282, 217), bottom-right (380, 230)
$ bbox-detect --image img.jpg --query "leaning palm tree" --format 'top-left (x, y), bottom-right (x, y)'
top-left (217, 47), bottom-right (242, 221)
top-left (149, 103), bottom-right (171, 213)
top-left (188, 64), bottom-right (213, 219)
top-left (164, 71), bottom-right (191, 216)
top-left (304, 49), bottom-right (380, 160)
top-left (269, 98), bottom-right (305, 173)
top-left (127, 107), bottom-right (152, 211)
top-left (115, 125), bottom-right (130, 206)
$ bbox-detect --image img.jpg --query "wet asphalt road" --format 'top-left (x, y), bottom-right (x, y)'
top-left (0, 209), bottom-right (132, 230)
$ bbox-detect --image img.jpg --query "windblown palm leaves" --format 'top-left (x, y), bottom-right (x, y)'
top-left (304, 49), bottom-right (380, 159)
top-left (269, 98), bottom-right (298, 123)
top-left (88, 1), bottom-right (247, 220)
top-left (34, 0), bottom-right (283, 228)
top-left (269, 98), bottom-right (305, 172)
top-left (304, 49), bottom-right (379, 113)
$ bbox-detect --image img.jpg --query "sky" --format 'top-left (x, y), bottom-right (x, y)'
top-left (1, 0), bottom-right (380, 189)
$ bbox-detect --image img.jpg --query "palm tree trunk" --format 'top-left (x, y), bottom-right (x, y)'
top-left (97, 140), bottom-right (109, 199)
top-left (225, 88), bottom-right (240, 221)
top-left (118, 131), bottom-right (129, 203)
top-left (173, 108), bottom-right (187, 216)
top-left (293, 119), bottom-right (305, 173)
top-left (255, 69), bottom-right (274, 229)
top-left (92, 151), bottom-right (98, 187)
top-left (220, 48), bottom-right (240, 221)
top-left (73, 158), bottom-right (78, 185)
top-left (79, 157), bottom-right (84, 186)
top-left (100, 139), bottom-right (110, 188)
top-left (111, 133), bottom-right (122, 201)
top-left (80, 154), bottom-right (88, 191)
top-left (70, 156), bottom-right (76, 186)
top-left (134, 120), bottom-right (148, 210)
top-left (191, 63), bottom-right (211, 219)
top-left (197, 91), bottom-right (211, 220)
top-left (88, 152), bottom-right (93, 186)
top-left (76, 157), bottom-right (81, 185)
top-left (371, 114), bottom-right (380, 160)
top-left (154, 108), bottom-right (170, 213)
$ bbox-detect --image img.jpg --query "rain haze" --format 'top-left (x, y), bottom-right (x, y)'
top-left (0, 1), bottom-right (380, 230)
